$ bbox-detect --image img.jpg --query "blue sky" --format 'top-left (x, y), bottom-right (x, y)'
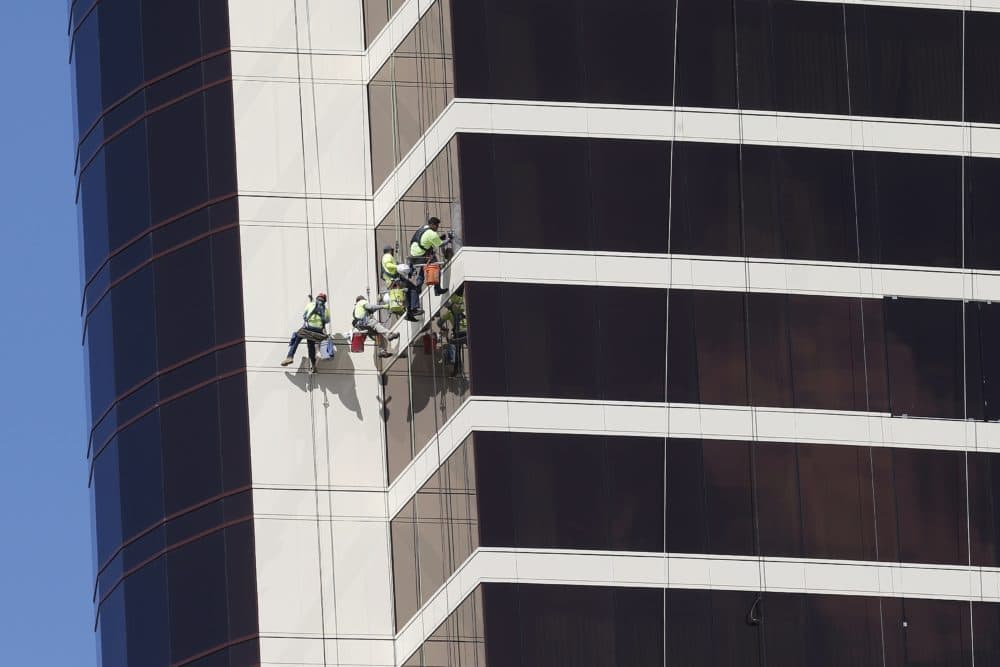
top-left (0, 3), bottom-right (97, 665)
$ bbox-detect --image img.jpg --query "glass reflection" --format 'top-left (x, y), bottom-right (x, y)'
top-left (382, 285), bottom-right (470, 484)
top-left (368, 0), bottom-right (454, 189)
top-left (406, 584), bottom-right (985, 667)
top-left (390, 429), bottom-right (1000, 632)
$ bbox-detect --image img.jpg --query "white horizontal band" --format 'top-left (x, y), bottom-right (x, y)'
top-left (384, 246), bottom-right (1000, 379)
top-left (453, 247), bottom-right (1000, 301)
top-left (386, 396), bottom-right (1000, 517)
top-left (395, 547), bottom-right (1000, 665)
top-left (363, 0), bottom-right (439, 82)
top-left (374, 99), bottom-right (1000, 223)
top-left (797, 0), bottom-right (1000, 12)
top-left (362, 0), bottom-right (1000, 86)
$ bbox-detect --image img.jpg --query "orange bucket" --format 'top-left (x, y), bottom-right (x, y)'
top-left (424, 262), bottom-right (441, 286)
top-left (350, 332), bottom-right (366, 353)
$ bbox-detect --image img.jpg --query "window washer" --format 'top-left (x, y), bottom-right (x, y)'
top-left (353, 295), bottom-right (399, 358)
top-left (281, 293), bottom-right (330, 371)
top-left (381, 243), bottom-right (422, 320)
top-left (408, 216), bottom-right (454, 297)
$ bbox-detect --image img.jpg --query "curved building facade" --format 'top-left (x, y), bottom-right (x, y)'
top-left (74, 1), bottom-right (1000, 666)
top-left (72, 1), bottom-right (257, 665)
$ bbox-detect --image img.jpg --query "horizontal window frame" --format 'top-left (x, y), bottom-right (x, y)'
top-left (75, 75), bottom-right (234, 198)
top-left (92, 485), bottom-right (252, 601)
top-left (81, 218), bottom-right (239, 336)
top-left (73, 48), bottom-right (232, 165)
top-left (94, 516), bottom-right (251, 615)
top-left (80, 193), bottom-right (238, 311)
top-left (88, 367), bottom-right (248, 474)
top-left (395, 549), bottom-right (998, 659)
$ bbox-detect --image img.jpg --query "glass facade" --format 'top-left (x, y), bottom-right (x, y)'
top-left (392, 431), bottom-right (1000, 628)
top-left (72, 2), bottom-right (258, 666)
top-left (448, 0), bottom-right (992, 124)
top-left (404, 583), bottom-right (1000, 667)
top-left (370, 1), bottom-right (1000, 190)
top-left (370, 131), bottom-right (1000, 270)
top-left (376, 3), bottom-right (1000, 662)
top-left (368, 0), bottom-right (454, 187)
top-left (383, 282), bottom-right (1000, 485)
top-left (383, 287), bottom-right (470, 481)
top-left (457, 283), bottom-right (1000, 422)
top-left (362, 0), bottom-right (407, 46)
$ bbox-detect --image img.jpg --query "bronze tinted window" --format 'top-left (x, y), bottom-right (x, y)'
top-left (736, 0), bottom-right (849, 114)
top-left (671, 142), bottom-right (742, 256)
top-left (456, 134), bottom-right (497, 247)
top-left (968, 452), bottom-right (1000, 567)
top-left (483, 0), bottom-right (585, 102)
top-left (667, 588), bottom-right (762, 666)
top-left (796, 444), bottom-right (876, 561)
top-left (855, 152), bottom-right (962, 268)
top-left (589, 139), bottom-right (670, 254)
top-left (874, 448), bottom-right (968, 565)
top-left (741, 145), bottom-right (857, 262)
top-left (746, 292), bottom-right (793, 408)
top-left (884, 298), bottom-right (964, 419)
top-left (579, 0), bottom-right (675, 106)
top-left (787, 294), bottom-right (868, 411)
top-left (881, 597), bottom-right (972, 666)
top-left (675, 0), bottom-right (737, 108)
top-left (764, 592), bottom-right (884, 667)
top-left (498, 283), bottom-right (599, 399)
top-left (416, 585), bottom-right (980, 666)
top-left (511, 434), bottom-right (610, 549)
top-left (965, 158), bottom-right (1000, 271)
top-left (665, 439), bottom-right (756, 555)
top-left (667, 290), bottom-right (748, 406)
top-left (383, 354), bottom-right (413, 482)
top-left (493, 134), bottom-right (592, 251)
top-left (846, 5), bottom-right (962, 121)
top-left (391, 499), bottom-right (419, 628)
top-left (966, 13), bottom-right (1000, 124)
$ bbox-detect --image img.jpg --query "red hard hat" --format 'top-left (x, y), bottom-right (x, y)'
top-left (316, 292), bottom-right (327, 301)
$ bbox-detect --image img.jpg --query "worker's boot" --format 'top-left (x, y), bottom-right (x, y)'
top-left (388, 332), bottom-right (400, 341)
top-left (280, 357), bottom-right (293, 366)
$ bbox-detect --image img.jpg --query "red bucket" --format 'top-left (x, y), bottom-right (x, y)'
top-left (350, 332), bottom-right (366, 353)
top-left (424, 262), bottom-right (441, 286)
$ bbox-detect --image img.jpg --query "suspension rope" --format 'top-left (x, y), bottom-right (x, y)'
top-left (300, 4), bottom-right (346, 666)
top-left (293, 5), bottom-right (328, 667)
top-left (729, 2), bottom-right (769, 661)
top-left (663, 0), bottom-right (680, 654)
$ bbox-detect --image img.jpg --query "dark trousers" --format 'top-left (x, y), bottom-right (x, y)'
top-left (410, 254), bottom-right (448, 297)
top-left (399, 267), bottom-right (425, 313)
top-left (287, 326), bottom-right (325, 362)
top-left (406, 281), bottom-right (421, 311)
top-left (399, 271), bottom-right (423, 312)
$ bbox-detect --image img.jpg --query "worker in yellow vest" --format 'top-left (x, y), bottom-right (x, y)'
top-left (408, 217), bottom-right (453, 297)
top-left (353, 295), bottom-right (399, 358)
top-left (381, 244), bottom-right (422, 320)
top-left (281, 293), bottom-right (330, 371)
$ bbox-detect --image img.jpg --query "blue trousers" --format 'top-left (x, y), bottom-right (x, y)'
top-left (287, 326), bottom-right (325, 362)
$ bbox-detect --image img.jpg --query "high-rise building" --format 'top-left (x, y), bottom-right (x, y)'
top-left (73, 1), bottom-right (1000, 665)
